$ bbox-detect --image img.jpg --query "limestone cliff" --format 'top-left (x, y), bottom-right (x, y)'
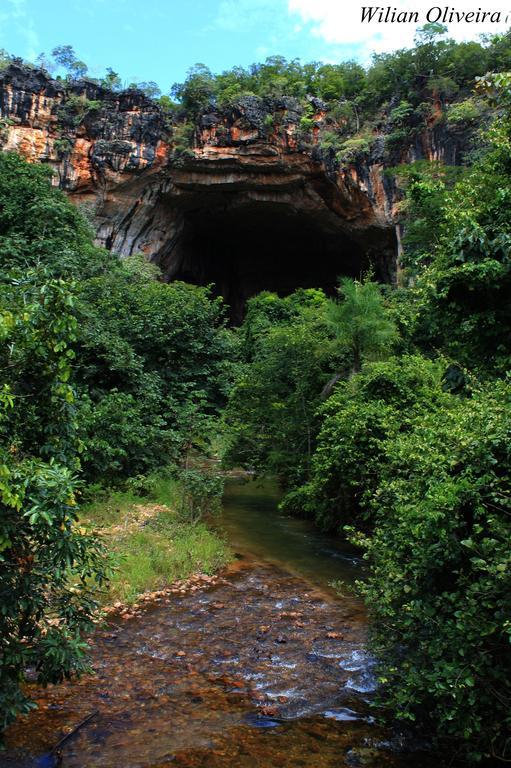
top-left (0, 62), bottom-right (474, 314)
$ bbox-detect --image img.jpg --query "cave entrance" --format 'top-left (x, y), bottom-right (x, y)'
top-left (170, 200), bottom-right (371, 322)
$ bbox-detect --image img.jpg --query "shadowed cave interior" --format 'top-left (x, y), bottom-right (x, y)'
top-left (165, 201), bottom-right (379, 322)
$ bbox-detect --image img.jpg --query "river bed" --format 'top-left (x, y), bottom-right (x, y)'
top-left (4, 479), bottom-right (439, 768)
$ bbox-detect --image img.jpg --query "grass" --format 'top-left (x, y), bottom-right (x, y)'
top-left (81, 472), bottom-right (232, 604)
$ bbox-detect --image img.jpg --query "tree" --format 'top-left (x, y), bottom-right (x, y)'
top-left (0, 272), bottom-right (108, 732)
top-left (171, 64), bottom-right (216, 114)
top-left (101, 67), bottom-right (122, 91)
top-left (326, 277), bottom-right (398, 374)
top-left (414, 22), bottom-right (448, 46)
top-left (414, 98), bottom-right (511, 373)
top-left (128, 80), bottom-right (162, 99)
top-left (283, 354), bottom-right (444, 528)
top-left (223, 290), bottom-right (336, 486)
top-left (0, 152), bottom-right (237, 734)
top-left (75, 267), bottom-right (234, 482)
top-left (51, 45), bottom-right (88, 79)
top-left (34, 52), bottom-right (55, 74)
top-left (356, 380), bottom-right (511, 761)
top-left (391, 160), bottom-right (461, 276)
top-left (0, 152), bottom-right (109, 280)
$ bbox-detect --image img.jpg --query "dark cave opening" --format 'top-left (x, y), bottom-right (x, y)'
top-left (170, 202), bottom-right (375, 322)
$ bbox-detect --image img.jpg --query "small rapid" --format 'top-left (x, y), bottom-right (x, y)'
top-left (4, 479), bottom-right (438, 768)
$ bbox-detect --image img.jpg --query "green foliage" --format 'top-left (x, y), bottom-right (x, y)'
top-left (362, 24), bottom-right (496, 114)
top-left (51, 45), bottom-right (88, 79)
top-left (286, 355), bottom-right (444, 528)
top-left (171, 121), bottom-right (195, 159)
top-left (426, 75), bottom-right (459, 99)
top-left (355, 381), bottom-right (511, 760)
top-left (178, 467), bottom-right (224, 522)
top-left (158, 94), bottom-right (178, 113)
top-left (221, 77), bottom-right (511, 761)
top-left (0, 117), bottom-right (14, 146)
top-left (335, 132), bottom-right (373, 164)
top-left (0, 49), bottom-right (13, 71)
top-left (475, 70), bottom-right (511, 107)
top-left (101, 67), bottom-right (122, 91)
top-left (413, 114), bottom-right (511, 372)
top-left (129, 80), bottom-right (162, 99)
top-left (0, 271), bottom-right (108, 732)
top-left (171, 63), bottom-right (216, 114)
top-left (389, 100), bottom-right (414, 126)
top-left (82, 470), bottom-right (230, 604)
top-left (391, 160), bottom-right (462, 274)
top-left (0, 152), bottom-right (110, 279)
top-left (326, 278), bottom-right (399, 373)
top-left (75, 269), bottom-right (234, 482)
top-left (0, 151), bottom-right (238, 733)
top-left (53, 137), bottom-right (73, 158)
top-left (0, 274), bottom-right (79, 465)
top-left (298, 115), bottom-right (314, 133)
top-left (3, 33), bottom-right (511, 758)
top-left (168, 31), bottom-right (502, 119)
top-left (223, 290), bottom-right (336, 486)
top-left (263, 113), bottom-right (274, 135)
top-left (446, 97), bottom-right (484, 127)
top-left (384, 128), bottom-right (410, 152)
top-left (58, 94), bottom-right (102, 127)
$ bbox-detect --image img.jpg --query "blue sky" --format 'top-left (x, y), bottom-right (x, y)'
top-left (0, 0), bottom-right (508, 93)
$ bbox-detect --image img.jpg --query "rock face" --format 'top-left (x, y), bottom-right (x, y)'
top-left (0, 63), bottom-right (472, 316)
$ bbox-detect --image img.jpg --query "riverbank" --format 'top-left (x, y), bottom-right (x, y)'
top-left (81, 472), bottom-right (232, 606)
top-left (4, 478), bottom-right (443, 768)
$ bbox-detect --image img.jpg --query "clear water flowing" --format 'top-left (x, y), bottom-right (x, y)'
top-left (4, 478), bottom-right (439, 768)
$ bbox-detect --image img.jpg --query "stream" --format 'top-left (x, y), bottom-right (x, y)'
top-left (4, 479), bottom-right (439, 768)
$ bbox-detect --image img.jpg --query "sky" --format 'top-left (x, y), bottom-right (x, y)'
top-left (0, 0), bottom-right (509, 92)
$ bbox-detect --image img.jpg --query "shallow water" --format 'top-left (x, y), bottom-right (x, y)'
top-left (220, 478), bottom-right (362, 592)
top-left (4, 479), bottom-right (440, 768)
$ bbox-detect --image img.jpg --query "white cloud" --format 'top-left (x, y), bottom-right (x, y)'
top-left (288, 0), bottom-right (510, 58)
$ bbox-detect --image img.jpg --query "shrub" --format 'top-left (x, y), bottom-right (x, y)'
top-left (171, 121), bottom-right (195, 159)
top-left (446, 98), bottom-right (483, 127)
top-left (355, 381), bottom-right (511, 760)
top-left (0, 275), bottom-right (108, 732)
top-left (336, 132), bottom-right (373, 164)
top-left (285, 355), bottom-right (444, 528)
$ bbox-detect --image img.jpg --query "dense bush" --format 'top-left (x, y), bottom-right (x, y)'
top-left (0, 153), bottom-right (235, 485)
top-left (223, 290), bottom-right (337, 486)
top-left (223, 279), bottom-right (399, 491)
top-left (410, 114), bottom-right (511, 373)
top-left (355, 381), bottom-right (511, 760)
top-left (0, 272), bottom-right (108, 732)
top-left (221, 74), bottom-right (511, 759)
top-left (285, 355), bottom-right (445, 528)
top-left (75, 266), bottom-right (234, 481)
top-left (0, 153), bottom-right (108, 279)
